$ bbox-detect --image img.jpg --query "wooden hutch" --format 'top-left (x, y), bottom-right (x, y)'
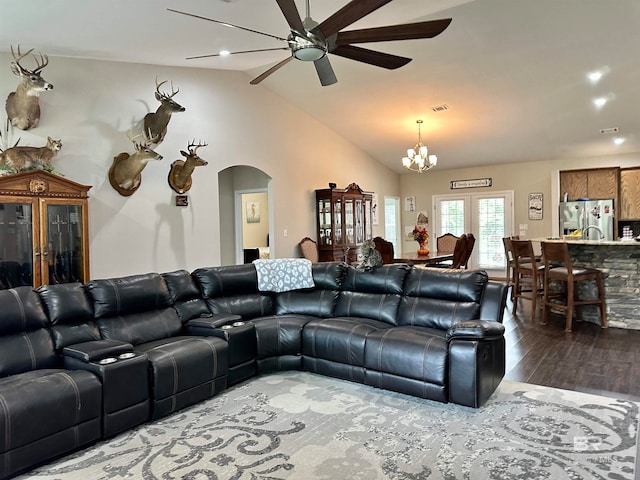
top-left (0, 170), bottom-right (91, 288)
top-left (315, 182), bottom-right (373, 263)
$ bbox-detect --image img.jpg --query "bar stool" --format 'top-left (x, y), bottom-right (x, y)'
top-left (541, 241), bottom-right (607, 332)
top-left (511, 239), bottom-right (545, 319)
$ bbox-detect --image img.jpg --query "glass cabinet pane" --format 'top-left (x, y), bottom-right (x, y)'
top-left (334, 199), bottom-right (342, 244)
top-left (318, 199), bottom-right (332, 245)
top-left (0, 203), bottom-right (34, 288)
top-left (345, 200), bottom-right (354, 244)
top-left (365, 199), bottom-right (372, 240)
top-left (47, 204), bottom-right (85, 284)
top-left (355, 200), bottom-right (363, 243)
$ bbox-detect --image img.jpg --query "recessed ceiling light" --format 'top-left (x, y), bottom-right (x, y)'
top-left (593, 97), bottom-right (608, 108)
top-left (588, 71), bottom-right (603, 83)
top-left (614, 137), bottom-right (625, 145)
top-left (219, 50), bottom-right (231, 56)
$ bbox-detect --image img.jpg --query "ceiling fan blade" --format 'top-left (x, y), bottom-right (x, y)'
top-left (330, 45), bottom-right (411, 69)
top-left (317, 0), bottom-right (393, 38)
top-left (275, 0), bottom-right (306, 35)
top-left (186, 47), bottom-right (289, 60)
top-left (336, 18), bottom-right (452, 45)
top-left (314, 56), bottom-right (338, 86)
top-left (250, 56), bottom-right (294, 85)
top-left (167, 8), bottom-right (287, 42)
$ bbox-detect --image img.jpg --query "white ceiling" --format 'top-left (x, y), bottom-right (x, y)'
top-left (2, 0), bottom-right (640, 174)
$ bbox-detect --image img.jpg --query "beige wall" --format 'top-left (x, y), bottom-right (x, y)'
top-left (400, 153), bottom-right (640, 253)
top-left (0, 53), bottom-right (399, 278)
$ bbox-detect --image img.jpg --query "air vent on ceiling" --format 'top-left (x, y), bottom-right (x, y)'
top-left (600, 127), bottom-right (619, 134)
top-left (431, 104), bottom-right (450, 112)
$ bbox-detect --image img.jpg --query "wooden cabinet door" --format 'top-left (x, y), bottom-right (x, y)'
top-left (587, 169), bottom-right (618, 199)
top-left (620, 168), bottom-right (640, 219)
top-left (560, 171), bottom-right (588, 200)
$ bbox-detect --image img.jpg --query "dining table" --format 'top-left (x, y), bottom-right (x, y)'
top-left (393, 252), bottom-right (454, 266)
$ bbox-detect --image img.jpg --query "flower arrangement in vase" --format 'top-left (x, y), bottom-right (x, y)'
top-left (412, 225), bottom-right (430, 255)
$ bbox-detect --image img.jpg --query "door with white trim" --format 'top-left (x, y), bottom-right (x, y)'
top-left (433, 191), bottom-right (514, 271)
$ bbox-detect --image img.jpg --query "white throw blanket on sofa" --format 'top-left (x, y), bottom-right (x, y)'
top-left (253, 258), bottom-right (315, 293)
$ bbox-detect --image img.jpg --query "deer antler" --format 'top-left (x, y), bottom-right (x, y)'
top-left (10, 45), bottom-right (35, 71)
top-left (11, 45), bottom-right (48, 74)
top-left (187, 139), bottom-right (208, 154)
top-left (155, 77), bottom-right (179, 99)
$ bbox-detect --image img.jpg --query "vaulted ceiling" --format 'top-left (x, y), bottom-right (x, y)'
top-left (2, 0), bottom-right (639, 173)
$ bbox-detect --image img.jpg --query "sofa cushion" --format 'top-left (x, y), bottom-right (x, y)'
top-left (96, 308), bottom-right (183, 345)
top-left (37, 282), bottom-right (100, 350)
top-left (252, 314), bottom-right (316, 359)
top-left (0, 286), bottom-right (48, 335)
top-left (335, 265), bottom-right (410, 325)
top-left (192, 264), bottom-right (259, 298)
top-left (162, 270), bottom-right (209, 322)
top-left (364, 326), bottom-right (448, 386)
top-left (302, 317), bottom-right (392, 367)
top-left (133, 336), bottom-right (228, 419)
top-left (36, 282), bottom-right (93, 325)
top-left (85, 273), bottom-right (172, 318)
top-left (311, 262), bottom-right (347, 290)
top-left (397, 268), bottom-right (488, 330)
top-left (0, 369), bottom-right (102, 453)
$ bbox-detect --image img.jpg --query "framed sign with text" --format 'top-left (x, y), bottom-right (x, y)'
top-left (528, 192), bottom-right (543, 220)
top-left (450, 178), bottom-right (492, 189)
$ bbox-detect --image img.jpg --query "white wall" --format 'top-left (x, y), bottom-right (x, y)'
top-left (0, 53), bottom-right (400, 278)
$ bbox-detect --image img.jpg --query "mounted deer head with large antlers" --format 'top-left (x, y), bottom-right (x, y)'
top-left (5, 45), bottom-right (53, 131)
top-left (168, 140), bottom-right (208, 194)
top-left (143, 78), bottom-right (185, 144)
top-left (108, 131), bottom-right (163, 196)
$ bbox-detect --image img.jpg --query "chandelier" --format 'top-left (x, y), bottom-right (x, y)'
top-left (402, 120), bottom-right (438, 173)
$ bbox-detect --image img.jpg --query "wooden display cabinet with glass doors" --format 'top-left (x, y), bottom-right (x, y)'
top-left (316, 182), bottom-right (373, 263)
top-left (0, 171), bottom-right (91, 289)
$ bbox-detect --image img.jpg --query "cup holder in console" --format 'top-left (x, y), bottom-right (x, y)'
top-left (97, 352), bottom-right (136, 364)
top-left (97, 357), bottom-right (118, 365)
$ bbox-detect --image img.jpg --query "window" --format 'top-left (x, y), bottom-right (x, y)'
top-left (384, 196), bottom-right (400, 255)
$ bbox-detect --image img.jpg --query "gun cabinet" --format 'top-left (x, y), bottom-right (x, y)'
top-left (0, 170), bottom-right (91, 288)
top-left (316, 182), bottom-right (373, 263)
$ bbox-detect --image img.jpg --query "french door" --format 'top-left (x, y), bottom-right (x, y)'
top-left (433, 191), bottom-right (514, 272)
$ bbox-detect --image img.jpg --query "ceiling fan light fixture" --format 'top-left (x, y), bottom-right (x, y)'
top-left (290, 32), bottom-right (327, 61)
top-left (402, 120), bottom-right (438, 173)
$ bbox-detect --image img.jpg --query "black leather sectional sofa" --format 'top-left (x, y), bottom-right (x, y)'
top-left (0, 262), bottom-right (507, 479)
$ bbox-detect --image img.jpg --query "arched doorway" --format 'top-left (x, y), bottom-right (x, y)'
top-left (218, 166), bottom-right (272, 265)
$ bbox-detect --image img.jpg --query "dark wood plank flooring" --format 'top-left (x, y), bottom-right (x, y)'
top-left (502, 296), bottom-right (640, 401)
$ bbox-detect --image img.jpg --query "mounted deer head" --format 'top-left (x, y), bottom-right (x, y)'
top-left (5, 45), bottom-right (53, 130)
top-left (108, 131), bottom-right (163, 196)
top-left (143, 78), bottom-right (185, 144)
top-left (168, 140), bottom-right (208, 194)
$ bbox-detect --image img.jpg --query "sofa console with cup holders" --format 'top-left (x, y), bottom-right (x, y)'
top-left (0, 262), bottom-right (507, 479)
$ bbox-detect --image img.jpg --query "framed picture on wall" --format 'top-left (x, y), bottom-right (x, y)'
top-left (404, 196), bottom-right (416, 212)
top-left (246, 201), bottom-right (260, 223)
top-left (528, 193), bottom-right (543, 220)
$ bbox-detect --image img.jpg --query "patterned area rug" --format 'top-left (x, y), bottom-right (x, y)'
top-left (18, 372), bottom-right (639, 480)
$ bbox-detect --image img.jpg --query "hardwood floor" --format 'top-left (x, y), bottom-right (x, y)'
top-left (502, 296), bottom-right (640, 401)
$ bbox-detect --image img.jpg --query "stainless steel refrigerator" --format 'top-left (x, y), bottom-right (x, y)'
top-left (560, 199), bottom-right (615, 240)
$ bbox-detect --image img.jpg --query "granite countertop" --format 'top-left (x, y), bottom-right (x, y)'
top-left (531, 237), bottom-right (640, 246)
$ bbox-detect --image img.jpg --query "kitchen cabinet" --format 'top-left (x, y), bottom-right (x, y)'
top-left (560, 167), bottom-right (619, 201)
top-left (316, 182), bottom-right (372, 263)
top-left (0, 171), bottom-right (91, 288)
top-left (620, 167), bottom-right (640, 220)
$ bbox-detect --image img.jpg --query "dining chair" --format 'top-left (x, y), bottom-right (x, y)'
top-left (298, 237), bottom-right (319, 263)
top-left (462, 233), bottom-right (475, 268)
top-left (540, 241), bottom-right (607, 332)
top-left (511, 239), bottom-right (545, 319)
top-left (373, 236), bottom-right (395, 264)
top-left (430, 234), bottom-right (467, 268)
top-left (436, 233), bottom-right (459, 254)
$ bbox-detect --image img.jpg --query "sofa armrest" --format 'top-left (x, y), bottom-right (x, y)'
top-left (446, 320), bottom-right (505, 341)
top-left (62, 339), bottom-right (133, 363)
top-left (479, 281), bottom-right (508, 323)
top-left (185, 313), bottom-right (242, 337)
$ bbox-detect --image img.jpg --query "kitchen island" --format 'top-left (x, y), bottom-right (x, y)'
top-left (535, 239), bottom-right (640, 329)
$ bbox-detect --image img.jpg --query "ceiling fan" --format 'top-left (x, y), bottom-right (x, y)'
top-left (168, 0), bottom-right (452, 86)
